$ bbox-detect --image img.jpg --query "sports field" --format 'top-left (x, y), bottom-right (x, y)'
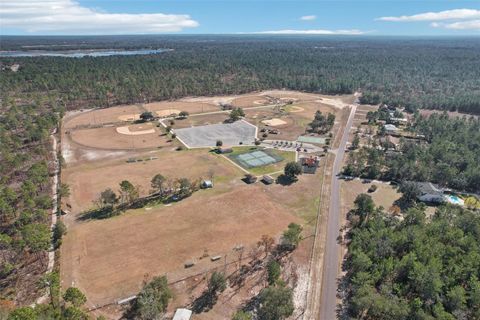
top-left (59, 90), bottom-right (352, 317)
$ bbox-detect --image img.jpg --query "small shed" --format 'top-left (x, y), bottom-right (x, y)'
top-left (201, 180), bottom-right (213, 189)
top-left (244, 174), bottom-right (257, 184)
top-left (262, 175), bottom-right (275, 185)
top-left (173, 308), bottom-right (192, 320)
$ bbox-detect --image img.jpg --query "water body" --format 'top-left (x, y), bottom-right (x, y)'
top-left (0, 48), bottom-right (169, 58)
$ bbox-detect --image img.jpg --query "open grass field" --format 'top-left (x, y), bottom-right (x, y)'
top-left (60, 185), bottom-right (299, 306)
top-left (69, 125), bottom-right (168, 150)
top-left (61, 149), bottom-right (242, 214)
top-left (340, 179), bottom-right (401, 213)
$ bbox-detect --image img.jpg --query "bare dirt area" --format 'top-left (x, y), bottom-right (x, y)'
top-left (61, 186), bottom-right (299, 307)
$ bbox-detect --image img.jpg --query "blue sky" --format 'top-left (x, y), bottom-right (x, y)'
top-left (1, 0), bottom-right (480, 35)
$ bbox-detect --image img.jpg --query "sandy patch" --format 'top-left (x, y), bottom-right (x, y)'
top-left (316, 98), bottom-right (347, 109)
top-left (118, 114), bottom-right (140, 121)
top-left (261, 118), bottom-right (287, 126)
top-left (116, 126), bottom-right (156, 135)
top-left (155, 109), bottom-right (182, 117)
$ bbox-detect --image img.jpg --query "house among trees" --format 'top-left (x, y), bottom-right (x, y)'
top-left (300, 156), bottom-right (320, 174)
top-left (415, 182), bottom-right (446, 203)
top-left (384, 124), bottom-right (399, 134)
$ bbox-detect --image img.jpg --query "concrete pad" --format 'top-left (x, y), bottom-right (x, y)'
top-left (174, 120), bottom-right (257, 148)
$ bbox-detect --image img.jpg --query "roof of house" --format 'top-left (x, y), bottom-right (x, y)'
top-left (384, 124), bottom-right (398, 131)
top-left (173, 308), bottom-right (192, 320)
top-left (412, 181), bottom-right (444, 196)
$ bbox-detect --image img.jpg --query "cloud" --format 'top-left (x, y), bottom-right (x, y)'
top-left (0, 0), bottom-right (199, 34)
top-left (431, 20), bottom-right (480, 30)
top-left (244, 29), bottom-right (365, 35)
top-left (300, 15), bottom-right (317, 21)
top-left (377, 9), bottom-right (480, 22)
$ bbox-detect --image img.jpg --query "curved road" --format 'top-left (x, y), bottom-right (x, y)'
top-left (319, 104), bottom-right (357, 319)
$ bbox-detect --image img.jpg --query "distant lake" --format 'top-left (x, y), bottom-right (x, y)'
top-left (0, 48), bottom-right (170, 58)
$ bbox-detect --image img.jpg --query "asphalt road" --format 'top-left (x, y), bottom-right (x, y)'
top-left (319, 104), bottom-right (357, 319)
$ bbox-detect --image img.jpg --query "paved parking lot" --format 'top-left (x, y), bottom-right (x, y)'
top-left (174, 120), bottom-right (257, 148)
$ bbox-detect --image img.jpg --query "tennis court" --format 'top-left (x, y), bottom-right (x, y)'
top-left (297, 135), bottom-right (327, 144)
top-left (231, 150), bottom-right (283, 168)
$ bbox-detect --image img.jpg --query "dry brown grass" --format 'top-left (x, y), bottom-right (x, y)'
top-left (340, 179), bottom-right (401, 213)
top-left (60, 186), bottom-right (298, 306)
top-left (62, 149), bottom-right (242, 214)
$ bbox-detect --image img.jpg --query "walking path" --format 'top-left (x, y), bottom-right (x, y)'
top-left (35, 131), bottom-right (59, 305)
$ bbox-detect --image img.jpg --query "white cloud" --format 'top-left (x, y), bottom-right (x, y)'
top-left (431, 20), bottom-right (480, 30)
top-left (247, 29), bottom-right (365, 35)
top-left (0, 0), bottom-right (199, 34)
top-left (300, 15), bottom-right (317, 21)
top-left (377, 9), bottom-right (480, 22)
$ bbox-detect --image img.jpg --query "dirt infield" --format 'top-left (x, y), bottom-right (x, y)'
top-left (145, 101), bottom-right (218, 115)
top-left (261, 118), bottom-right (287, 126)
top-left (61, 186), bottom-right (297, 306)
top-left (69, 126), bottom-right (166, 150)
top-left (118, 114), bottom-right (141, 121)
top-left (231, 95), bottom-right (270, 107)
top-left (116, 123), bottom-right (156, 135)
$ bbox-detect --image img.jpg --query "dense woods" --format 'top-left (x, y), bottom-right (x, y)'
top-left (344, 112), bottom-right (480, 193)
top-left (344, 197), bottom-right (480, 320)
top-left (0, 98), bottom-right (61, 303)
top-left (1, 35), bottom-right (480, 114)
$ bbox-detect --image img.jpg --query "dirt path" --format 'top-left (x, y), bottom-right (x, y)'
top-left (36, 131), bottom-right (59, 304)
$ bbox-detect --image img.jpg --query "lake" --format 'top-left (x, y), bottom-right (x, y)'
top-left (0, 49), bottom-right (170, 58)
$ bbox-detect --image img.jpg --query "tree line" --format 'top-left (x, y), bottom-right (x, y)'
top-left (1, 36), bottom-right (480, 114)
